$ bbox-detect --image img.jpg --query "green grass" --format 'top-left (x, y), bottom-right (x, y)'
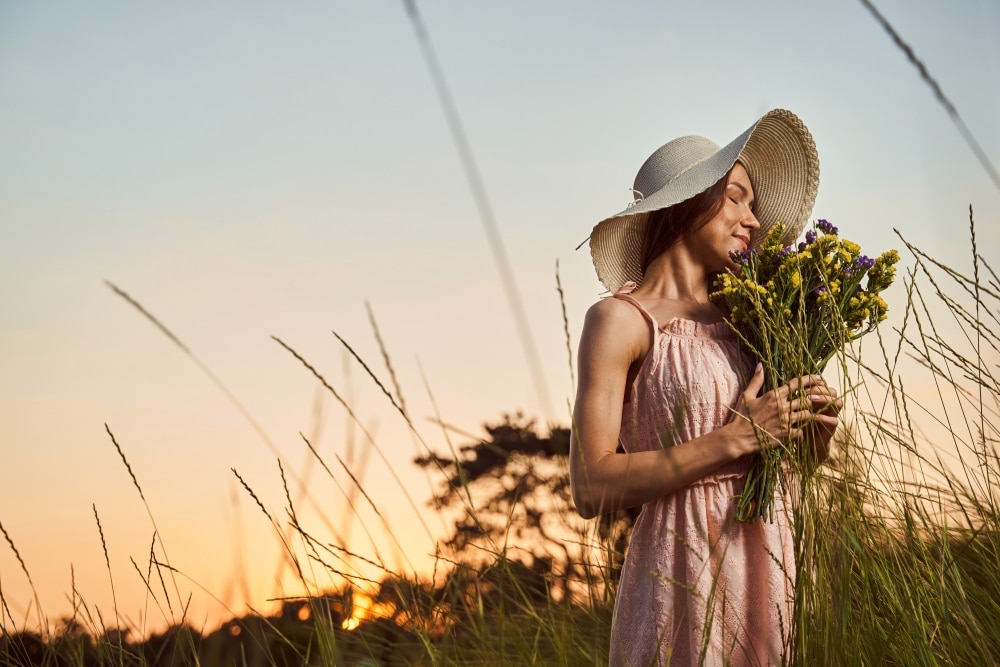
top-left (3, 217), bottom-right (1000, 666)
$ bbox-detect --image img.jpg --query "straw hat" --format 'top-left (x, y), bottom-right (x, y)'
top-left (588, 108), bottom-right (819, 292)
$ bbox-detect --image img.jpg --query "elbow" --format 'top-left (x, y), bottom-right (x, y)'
top-left (570, 456), bottom-right (617, 519)
top-left (569, 468), bottom-right (597, 519)
top-left (570, 482), bottom-right (603, 520)
top-left (574, 498), bottom-right (599, 521)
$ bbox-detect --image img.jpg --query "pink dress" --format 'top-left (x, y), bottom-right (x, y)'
top-left (609, 289), bottom-right (795, 667)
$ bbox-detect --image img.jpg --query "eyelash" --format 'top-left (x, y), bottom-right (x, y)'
top-left (727, 184), bottom-right (756, 212)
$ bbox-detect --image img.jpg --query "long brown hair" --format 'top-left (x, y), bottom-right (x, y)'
top-left (640, 167), bottom-right (732, 276)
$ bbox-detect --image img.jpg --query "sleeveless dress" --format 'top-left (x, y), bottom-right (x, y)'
top-left (609, 286), bottom-right (795, 667)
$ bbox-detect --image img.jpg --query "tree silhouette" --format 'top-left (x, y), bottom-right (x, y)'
top-left (414, 412), bottom-right (637, 597)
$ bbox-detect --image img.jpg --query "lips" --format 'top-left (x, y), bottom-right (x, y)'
top-left (734, 235), bottom-right (750, 250)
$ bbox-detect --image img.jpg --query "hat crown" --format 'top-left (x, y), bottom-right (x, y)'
top-left (633, 136), bottom-right (721, 202)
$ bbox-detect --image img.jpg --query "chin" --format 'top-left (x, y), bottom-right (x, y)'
top-left (721, 253), bottom-right (742, 272)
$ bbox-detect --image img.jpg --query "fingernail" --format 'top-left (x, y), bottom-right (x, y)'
top-left (755, 362), bottom-right (763, 373)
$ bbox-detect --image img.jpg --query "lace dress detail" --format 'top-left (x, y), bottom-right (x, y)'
top-left (609, 287), bottom-right (795, 667)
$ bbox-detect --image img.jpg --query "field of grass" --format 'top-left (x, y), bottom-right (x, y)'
top-left (2, 219), bottom-right (999, 666)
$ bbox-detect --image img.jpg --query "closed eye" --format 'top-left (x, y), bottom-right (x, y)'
top-left (727, 183), bottom-right (754, 210)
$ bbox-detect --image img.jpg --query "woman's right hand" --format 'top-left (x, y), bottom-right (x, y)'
top-left (730, 363), bottom-right (835, 456)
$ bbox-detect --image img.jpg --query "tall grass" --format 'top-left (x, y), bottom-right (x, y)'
top-left (2, 216), bottom-right (999, 666)
top-left (789, 211), bottom-right (1000, 665)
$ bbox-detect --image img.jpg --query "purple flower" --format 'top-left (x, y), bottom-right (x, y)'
top-left (729, 249), bottom-right (752, 264)
top-left (854, 255), bottom-right (875, 270)
top-left (798, 242), bottom-right (808, 252)
top-left (812, 285), bottom-right (828, 297)
top-left (816, 219), bottom-right (838, 235)
top-left (776, 245), bottom-right (795, 261)
top-left (805, 229), bottom-right (818, 244)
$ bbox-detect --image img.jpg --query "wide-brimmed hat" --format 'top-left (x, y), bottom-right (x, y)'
top-left (588, 108), bottom-right (819, 292)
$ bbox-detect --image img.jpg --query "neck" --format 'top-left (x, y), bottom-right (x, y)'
top-left (634, 245), bottom-right (713, 303)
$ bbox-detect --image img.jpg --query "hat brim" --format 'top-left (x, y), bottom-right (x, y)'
top-left (588, 108), bottom-right (819, 293)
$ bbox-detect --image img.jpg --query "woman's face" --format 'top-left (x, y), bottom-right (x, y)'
top-left (686, 162), bottom-right (760, 272)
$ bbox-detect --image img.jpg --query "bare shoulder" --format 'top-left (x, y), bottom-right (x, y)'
top-left (584, 295), bottom-right (646, 330)
top-left (580, 296), bottom-right (650, 362)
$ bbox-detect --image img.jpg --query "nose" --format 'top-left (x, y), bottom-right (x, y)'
top-left (742, 207), bottom-right (760, 230)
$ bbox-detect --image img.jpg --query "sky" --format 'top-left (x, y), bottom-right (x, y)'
top-left (2, 0), bottom-right (999, 637)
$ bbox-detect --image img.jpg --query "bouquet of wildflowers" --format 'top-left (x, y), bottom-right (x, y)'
top-left (710, 219), bottom-right (899, 522)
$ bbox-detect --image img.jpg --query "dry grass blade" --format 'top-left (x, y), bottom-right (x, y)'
top-left (331, 328), bottom-right (410, 427)
top-left (230, 468), bottom-right (278, 530)
top-left (860, 0), bottom-right (1000, 193)
top-left (361, 304), bottom-right (451, 535)
top-left (103, 424), bottom-right (186, 613)
top-left (365, 301), bottom-right (409, 418)
top-left (334, 453), bottom-right (413, 572)
top-left (0, 519), bottom-right (45, 633)
top-left (271, 335), bottom-right (433, 543)
top-left (91, 504), bottom-right (121, 644)
top-left (104, 423), bottom-right (145, 503)
top-left (105, 281), bottom-right (311, 493)
top-left (295, 432), bottom-right (391, 576)
top-left (128, 556), bottom-right (162, 617)
top-left (556, 259), bottom-right (576, 389)
top-left (402, 0), bottom-right (553, 418)
top-left (231, 467), bottom-right (305, 584)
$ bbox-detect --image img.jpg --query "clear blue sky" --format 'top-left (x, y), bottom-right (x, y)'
top-left (1, 0), bottom-right (998, 634)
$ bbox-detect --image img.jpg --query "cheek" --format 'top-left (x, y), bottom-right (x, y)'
top-left (722, 202), bottom-right (743, 224)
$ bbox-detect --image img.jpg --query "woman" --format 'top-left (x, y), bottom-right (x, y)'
top-left (570, 109), bottom-right (841, 666)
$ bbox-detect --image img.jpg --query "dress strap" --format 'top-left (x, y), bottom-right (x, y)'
top-left (612, 281), bottom-right (661, 332)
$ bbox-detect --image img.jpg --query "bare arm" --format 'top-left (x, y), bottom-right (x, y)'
top-left (568, 298), bottom-right (836, 519)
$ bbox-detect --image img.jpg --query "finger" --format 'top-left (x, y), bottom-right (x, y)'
top-left (804, 382), bottom-right (834, 395)
top-left (812, 414), bottom-right (840, 429)
top-left (790, 396), bottom-right (827, 414)
top-left (790, 407), bottom-right (817, 426)
top-left (807, 393), bottom-right (844, 414)
top-left (755, 426), bottom-right (784, 450)
top-left (788, 404), bottom-right (832, 430)
top-left (744, 362), bottom-right (765, 399)
top-left (796, 411), bottom-right (840, 424)
top-left (785, 426), bottom-right (805, 442)
top-left (805, 389), bottom-right (835, 402)
top-left (787, 374), bottom-right (825, 393)
top-left (790, 396), bottom-right (814, 410)
top-left (803, 393), bottom-right (831, 410)
top-left (778, 406), bottom-right (805, 434)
